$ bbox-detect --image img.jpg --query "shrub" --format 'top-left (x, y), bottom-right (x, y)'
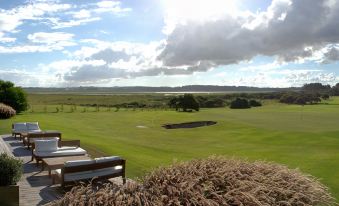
top-left (322, 94), bottom-right (330, 100)
top-left (52, 157), bottom-right (334, 206)
top-left (168, 94), bottom-right (200, 112)
top-left (249, 99), bottom-right (262, 107)
top-left (0, 103), bottom-right (16, 119)
top-left (0, 153), bottom-right (22, 186)
top-left (230, 98), bottom-right (250, 109)
top-left (0, 80), bottom-right (28, 113)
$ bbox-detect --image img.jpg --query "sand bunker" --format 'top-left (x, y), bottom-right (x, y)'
top-left (162, 121), bottom-right (216, 129)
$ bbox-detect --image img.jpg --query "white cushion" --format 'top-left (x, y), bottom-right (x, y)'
top-left (34, 147), bottom-right (87, 157)
top-left (29, 137), bottom-right (59, 143)
top-left (95, 156), bottom-right (121, 163)
top-left (65, 159), bottom-right (95, 167)
top-left (58, 146), bottom-right (78, 151)
top-left (55, 167), bottom-right (123, 182)
top-left (13, 123), bottom-right (27, 132)
top-left (26, 122), bottom-right (41, 131)
top-left (34, 139), bottom-right (58, 152)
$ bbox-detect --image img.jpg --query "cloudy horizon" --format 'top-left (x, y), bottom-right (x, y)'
top-left (0, 0), bottom-right (339, 88)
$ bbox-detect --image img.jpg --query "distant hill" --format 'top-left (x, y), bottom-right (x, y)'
top-left (24, 85), bottom-right (299, 94)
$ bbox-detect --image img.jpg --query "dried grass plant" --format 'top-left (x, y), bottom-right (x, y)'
top-left (51, 156), bottom-right (335, 206)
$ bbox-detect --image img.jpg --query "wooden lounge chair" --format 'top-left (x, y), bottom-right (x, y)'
top-left (12, 122), bottom-right (27, 139)
top-left (53, 156), bottom-right (126, 187)
top-left (24, 131), bottom-right (61, 148)
top-left (12, 122), bottom-right (41, 140)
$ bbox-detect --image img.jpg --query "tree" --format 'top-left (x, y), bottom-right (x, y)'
top-left (230, 98), bottom-right (250, 109)
top-left (181, 94), bottom-right (199, 111)
top-left (168, 94), bottom-right (199, 112)
top-left (321, 94), bottom-right (330, 100)
top-left (0, 80), bottom-right (28, 113)
top-left (249, 99), bottom-right (262, 107)
top-left (330, 83), bottom-right (339, 96)
top-left (302, 83), bottom-right (331, 94)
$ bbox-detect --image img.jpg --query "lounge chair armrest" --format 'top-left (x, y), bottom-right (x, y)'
top-left (58, 140), bottom-right (80, 147)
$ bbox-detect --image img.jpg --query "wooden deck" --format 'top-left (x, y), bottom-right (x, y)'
top-left (1, 134), bottom-right (62, 205)
top-left (1, 134), bottom-right (127, 206)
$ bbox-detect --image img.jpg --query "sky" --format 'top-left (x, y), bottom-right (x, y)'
top-left (0, 0), bottom-right (339, 88)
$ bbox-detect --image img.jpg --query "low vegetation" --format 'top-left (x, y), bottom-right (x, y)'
top-left (0, 153), bottom-right (22, 186)
top-left (52, 157), bottom-right (334, 206)
top-left (230, 98), bottom-right (251, 109)
top-left (0, 103), bottom-right (16, 119)
top-left (229, 98), bottom-right (262, 109)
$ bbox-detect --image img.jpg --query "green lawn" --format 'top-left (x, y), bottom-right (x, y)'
top-left (1, 98), bottom-right (339, 200)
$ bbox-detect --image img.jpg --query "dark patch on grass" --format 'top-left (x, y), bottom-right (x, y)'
top-left (162, 121), bottom-right (217, 129)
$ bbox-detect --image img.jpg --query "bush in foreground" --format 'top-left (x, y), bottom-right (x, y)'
top-left (51, 156), bottom-right (334, 206)
top-left (0, 103), bottom-right (16, 119)
top-left (0, 153), bottom-right (22, 186)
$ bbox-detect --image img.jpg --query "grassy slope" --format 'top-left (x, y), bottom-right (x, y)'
top-left (0, 98), bottom-right (338, 199)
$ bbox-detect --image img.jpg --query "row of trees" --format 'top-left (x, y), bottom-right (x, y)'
top-left (230, 98), bottom-right (262, 109)
top-left (302, 83), bottom-right (339, 96)
top-left (168, 94), bottom-right (263, 111)
top-left (279, 92), bottom-right (323, 105)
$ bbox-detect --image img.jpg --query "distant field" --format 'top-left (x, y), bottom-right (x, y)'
top-left (27, 93), bottom-right (170, 107)
top-left (1, 94), bottom-right (338, 200)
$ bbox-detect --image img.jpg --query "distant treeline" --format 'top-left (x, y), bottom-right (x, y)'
top-left (24, 85), bottom-right (298, 94)
top-left (26, 83), bottom-right (339, 110)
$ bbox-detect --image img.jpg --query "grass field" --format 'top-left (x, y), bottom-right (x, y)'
top-left (1, 95), bottom-right (339, 199)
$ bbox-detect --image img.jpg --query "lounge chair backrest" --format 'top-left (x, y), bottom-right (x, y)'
top-left (64, 160), bottom-right (96, 167)
top-left (13, 123), bottom-right (27, 131)
top-left (26, 122), bottom-right (41, 131)
top-left (34, 139), bottom-right (58, 152)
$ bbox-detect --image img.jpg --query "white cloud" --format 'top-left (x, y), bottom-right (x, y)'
top-left (0, 32), bottom-right (76, 53)
top-left (94, 1), bottom-right (131, 14)
top-left (0, 2), bottom-right (72, 33)
top-left (219, 69), bottom-right (338, 88)
top-left (284, 70), bottom-right (338, 86)
top-left (0, 68), bottom-right (59, 87)
top-left (0, 32), bottom-right (16, 43)
top-left (72, 9), bottom-right (92, 19)
top-left (49, 17), bottom-right (101, 29)
top-left (159, 0), bottom-right (339, 71)
top-left (27, 32), bottom-right (75, 45)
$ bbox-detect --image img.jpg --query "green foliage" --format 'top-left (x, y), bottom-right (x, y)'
top-left (196, 96), bottom-right (226, 108)
top-left (280, 92), bottom-right (322, 105)
top-left (230, 98), bottom-right (250, 109)
top-left (249, 99), bottom-right (262, 107)
top-left (0, 103), bottom-right (16, 119)
top-left (0, 80), bottom-right (28, 113)
top-left (330, 83), bottom-right (339, 96)
top-left (0, 153), bottom-right (22, 186)
top-left (168, 94), bottom-right (200, 112)
top-left (302, 83), bottom-right (331, 94)
top-left (1, 100), bottom-right (339, 198)
top-left (322, 94), bottom-right (330, 100)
